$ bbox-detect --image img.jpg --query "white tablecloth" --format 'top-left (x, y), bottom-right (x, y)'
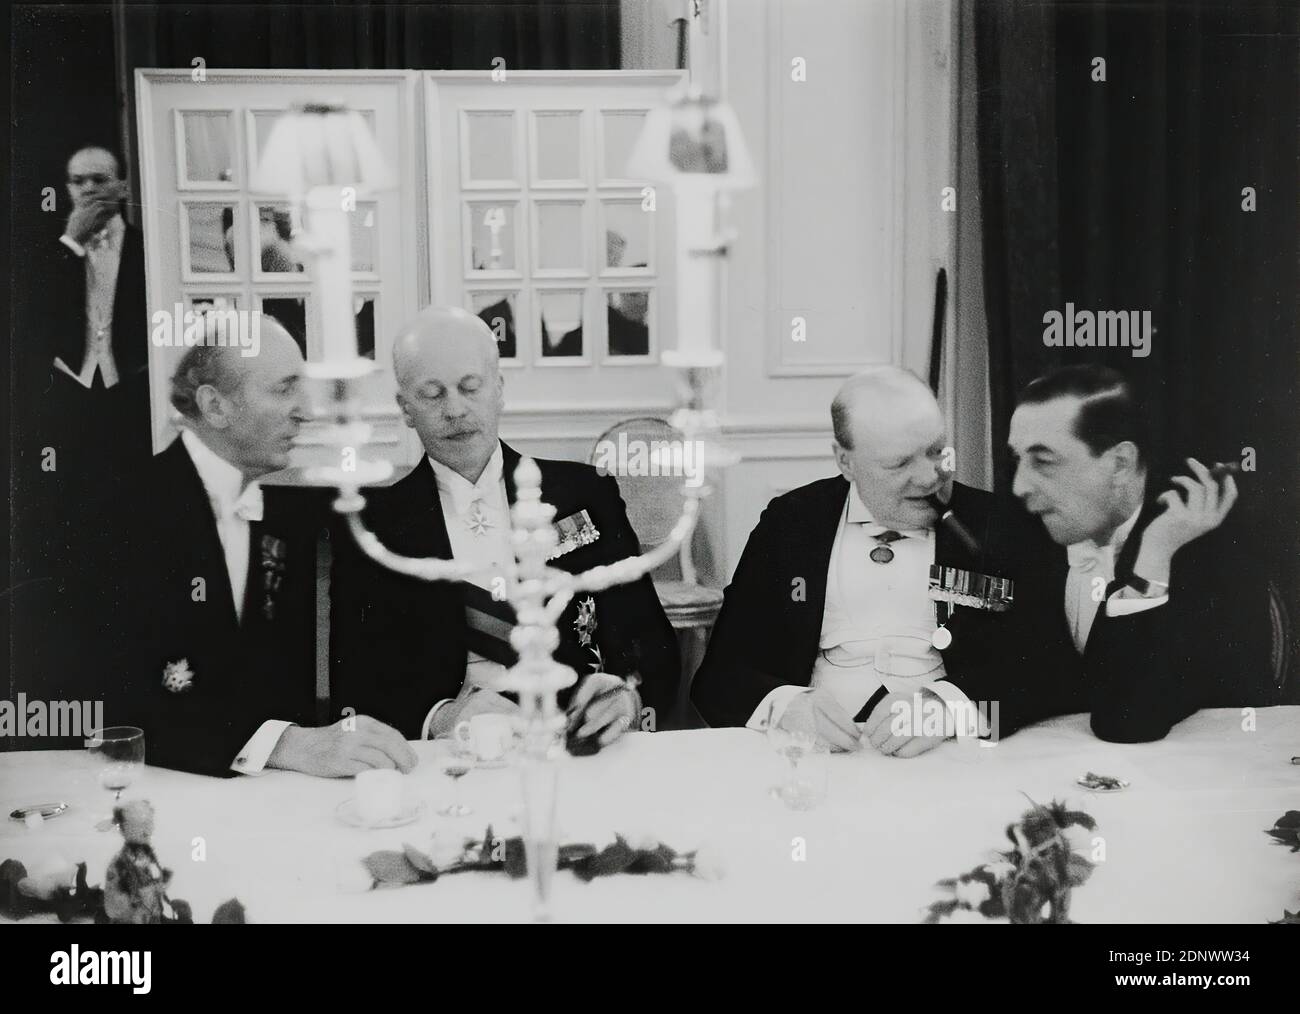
top-left (3, 708), bottom-right (1297, 923)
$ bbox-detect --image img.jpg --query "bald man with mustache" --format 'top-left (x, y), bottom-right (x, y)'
top-left (330, 307), bottom-right (680, 750)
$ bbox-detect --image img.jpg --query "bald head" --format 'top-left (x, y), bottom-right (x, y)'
top-left (831, 366), bottom-right (938, 450)
top-left (393, 305), bottom-right (505, 482)
top-left (68, 146), bottom-right (120, 178)
top-left (830, 366), bottom-right (950, 529)
top-left (393, 306), bottom-right (498, 391)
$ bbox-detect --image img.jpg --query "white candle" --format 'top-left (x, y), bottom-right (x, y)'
top-left (306, 186), bottom-right (357, 365)
top-left (674, 186), bottom-right (719, 361)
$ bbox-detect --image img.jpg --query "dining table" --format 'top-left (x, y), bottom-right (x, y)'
top-left (2, 707), bottom-right (1297, 923)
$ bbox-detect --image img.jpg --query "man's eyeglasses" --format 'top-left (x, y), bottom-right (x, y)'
top-left (67, 174), bottom-right (116, 186)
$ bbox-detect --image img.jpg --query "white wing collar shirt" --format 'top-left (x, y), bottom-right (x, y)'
top-left (179, 430), bottom-right (295, 775)
top-left (747, 482), bottom-right (976, 732)
top-left (1064, 505), bottom-right (1167, 654)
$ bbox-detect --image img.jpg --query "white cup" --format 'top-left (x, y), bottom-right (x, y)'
top-left (354, 768), bottom-right (404, 824)
top-left (454, 714), bottom-right (517, 763)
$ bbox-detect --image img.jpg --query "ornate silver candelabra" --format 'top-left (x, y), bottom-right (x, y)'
top-left (311, 366), bottom-right (724, 921)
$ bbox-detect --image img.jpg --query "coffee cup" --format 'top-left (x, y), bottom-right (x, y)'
top-left (454, 713), bottom-right (517, 763)
top-left (354, 768), bottom-right (404, 824)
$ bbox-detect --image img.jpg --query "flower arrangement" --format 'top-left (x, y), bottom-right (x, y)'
top-left (925, 799), bottom-right (1097, 924)
top-left (363, 827), bottom-right (723, 889)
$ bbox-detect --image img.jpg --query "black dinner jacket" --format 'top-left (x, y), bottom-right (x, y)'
top-left (117, 438), bottom-right (319, 777)
top-left (329, 442), bottom-right (680, 739)
top-left (964, 498), bottom-right (1278, 743)
top-left (691, 477), bottom-right (1031, 730)
top-left (46, 221), bottom-right (149, 381)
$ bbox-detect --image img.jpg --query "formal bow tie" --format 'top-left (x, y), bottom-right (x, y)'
top-left (84, 227), bottom-right (115, 251)
top-left (217, 484), bottom-right (263, 523)
top-left (862, 524), bottom-right (928, 540)
top-left (1066, 541), bottom-right (1113, 573)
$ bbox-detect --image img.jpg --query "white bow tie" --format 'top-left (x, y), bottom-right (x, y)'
top-left (219, 485), bottom-right (263, 523)
top-left (1067, 541), bottom-right (1113, 573)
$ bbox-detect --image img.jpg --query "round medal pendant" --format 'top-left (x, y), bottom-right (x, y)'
top-left (869, 545), bottom-right (895, 564)
top-left (931, 626), bottom-right (953, 650)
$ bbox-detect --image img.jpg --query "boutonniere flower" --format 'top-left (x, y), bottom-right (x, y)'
top-left (573, 596), bottom-right (604, 672)
top-left (260, 535), bottom-right (288, 620)
top-left (162, 659), bottom-right (194, 693)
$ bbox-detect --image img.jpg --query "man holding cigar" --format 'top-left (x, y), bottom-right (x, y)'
top-left (692, 366), bottom-right (1032, 756)
top-left (994, 364), bottom-right (1277, 741)
top-left (330, 307), bottom-right (679, 751)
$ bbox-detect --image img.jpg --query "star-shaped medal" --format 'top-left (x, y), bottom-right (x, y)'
top-left (465, 499), bottom-right (493, 537)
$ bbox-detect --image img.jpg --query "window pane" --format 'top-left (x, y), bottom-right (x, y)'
top-left (254, 204), bottom-right (303, 273)
top-left (465, 111), bottom-right (516, 183)
top-left (354, 296), bottom-right (376, 360)
top-left (536, 202), bottom-right (584, 271)
top-left (602, 202), bottom-right (651, 270)
top-left (182, 112), bottom-right (235, 184)
top-left (469, 291), bottom-right (519, 359)
top-left (535, 112), bottom-right (582, 181)
top-left (467, 202), bottom-right (516, 272)
top-left (538, 291), bottom-right (584, 358)
top-left (601, 111), bottom-right (647, 181)
top-left (187, 203), bottom-right (237, 273)
top-left (605, 290), bottom-right (651, 357)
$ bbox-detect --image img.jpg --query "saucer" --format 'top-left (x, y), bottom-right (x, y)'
top-left (335, 798), bottom-right (424, 829)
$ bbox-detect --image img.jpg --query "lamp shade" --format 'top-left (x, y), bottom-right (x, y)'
top-left (626, 87), bottom-right (756, 191)
top-left (253, 101), bottom-right (394, 195)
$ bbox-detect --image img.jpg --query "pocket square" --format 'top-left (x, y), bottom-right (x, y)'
top-left (549, 509), bottom-right (600, 560)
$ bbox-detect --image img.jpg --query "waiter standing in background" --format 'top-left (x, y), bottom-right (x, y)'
top-left (10, 146), bottom-right (152, 731)
top-left (41, 146), bottom-right (151, 545)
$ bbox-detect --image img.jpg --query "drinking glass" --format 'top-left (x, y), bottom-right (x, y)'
top-left (437, 742), bottom-right (474, 818)
top-left (87, 726), bottom-right (145, 831)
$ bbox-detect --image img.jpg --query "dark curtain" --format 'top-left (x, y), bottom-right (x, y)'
top-left (121, 1), bottom-right (621, 73)
top-left (976, 0), bottom-right (1300, 688)
top-left (119, 0), bottom-right (622, 216)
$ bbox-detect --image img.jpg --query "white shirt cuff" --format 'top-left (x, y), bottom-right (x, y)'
top-left (60, 234), bottom-right (86, 257)
top-left (1106, 590), bottom-right (1169, 616)
top-left (745, 685), bottom-right (808, 731)
top-left (420, 699), bottom-right (456, 741)
top-left (230, 720), bottom-right (294, 775)
top-left (925, 679), bottom-right (989, 740)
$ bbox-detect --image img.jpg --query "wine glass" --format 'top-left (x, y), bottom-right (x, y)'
top-left (765, 719), bottom-right (825, 810)
top-left (87, 726), bottom-right (145, 831)
top-left (437, 741), bottom-right (474, 818)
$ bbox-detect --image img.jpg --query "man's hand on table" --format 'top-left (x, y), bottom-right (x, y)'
top-left (267, 716), bottom-right (417, 777)
top-left (567, 672), bottom-right (639, 749)
top-left (779, 688), bottom-right (862, 752)
top-left (863, 689), bottom-right (949, 758)
top-left (428, 685), bottom-right (520, 740)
